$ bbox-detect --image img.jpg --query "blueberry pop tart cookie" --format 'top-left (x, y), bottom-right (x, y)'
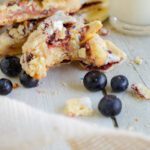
top-left (0, 0), bottom-right (109, 57)
top-left (0, 0), bottom-right (81, 26)
top-left (0, 20), bottom-right (39, 56)
top-left (21, 11), bottom-right (126, 79)
top-left (76, 0), bottom-right (108, 23)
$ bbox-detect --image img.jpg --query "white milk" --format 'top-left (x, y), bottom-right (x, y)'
top-left (109, 0), bottom-right (150, 34)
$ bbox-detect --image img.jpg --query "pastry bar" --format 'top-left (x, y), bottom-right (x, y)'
top-left (0, 20), bottom-right (39, 56)
top-left (0, 0), bottom-right (81, 26)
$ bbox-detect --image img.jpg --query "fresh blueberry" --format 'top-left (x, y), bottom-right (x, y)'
top-left (83, 71), bottom-right (107, 92)
top-left (98, 95), bottom-right (122, 117)
top-left (0, 78), bottom-right (13, 95)
top-left (19, 71), bottom-right (39, 88)
top-left (0, 56), bottom-right (22, 77)
top-left (111, 75), bottom-right (129, 92)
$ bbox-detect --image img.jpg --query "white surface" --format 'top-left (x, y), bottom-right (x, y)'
top-left (3, 24), bottom-right (150, 134)
top-left (1, 22), bottom-right (150, 135)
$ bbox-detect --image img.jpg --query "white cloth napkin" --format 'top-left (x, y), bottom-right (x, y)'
top-left (0, 96), bottom-right (150, 150)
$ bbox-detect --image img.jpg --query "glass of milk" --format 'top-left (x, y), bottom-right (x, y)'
top-left (109, 0), bottom-right (150, 35)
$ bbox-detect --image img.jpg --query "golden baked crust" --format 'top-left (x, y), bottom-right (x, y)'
top-left (0, 0), bottom-right (109, 26)
top-left (75, 0), bottom-right (108, 23)
top-left (42, 0), bottom-right (81, 13)
top-left (0, 0), bottom-right (43, 26)
top-left (0, 0), bottom-right (108, 56)
top-left (0, 0), bottom-right (81, 26)
top-left (20, 11), bottom-right (126, 79)
top-left (0, 20), bottom-right (39, 56)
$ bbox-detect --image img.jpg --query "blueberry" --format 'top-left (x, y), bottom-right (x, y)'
top-left (83, 71), bottom-right (107, 92)
top-left (0, 56), bottom-right (21, 77)
top-left (98, 95), bottom-right (122, 117)
top-left (111, 75), bottom-right (129, 92)
top-left (0, 78), bottom-right (13, 95)
top-left (19, 71), bottom-right (39, 88)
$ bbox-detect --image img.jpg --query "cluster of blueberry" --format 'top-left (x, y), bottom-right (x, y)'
top-left (83, 71), bottom-right (129, 117)
top-left (0, 56), bottom-right (39, 95)
top-left (0, 56), bottom-right (129, 121)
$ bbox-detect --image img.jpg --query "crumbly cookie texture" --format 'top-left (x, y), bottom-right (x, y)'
top-left (64, 97), bottom-right (93, 117)
top-left (0, 0), bottom-right (82, 26)
top-left (134, 56), bottom-right (143, 65)
top-left (0, 0), bottom-right (109, 57)
top-left (0, 20), bottom-right (38, 56)
top-left (75, 0), bottom-right (108, 23)
top-left (131, 83), bottom-right (150, 100)
top-left (0, 0), bottom-right (109, 26)
top-left (42, 0), bottom-right (81, 13)
top-left (21, 11), bottom-right (126, 79)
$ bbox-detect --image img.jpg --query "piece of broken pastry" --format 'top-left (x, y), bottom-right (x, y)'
top-left (0, 0), bottom-right (82, 26)
top-left (0, 20), bottom-right (39, 56)
top-left (64, 97), bottom-right (93, 117)
top-left (131, 84), bottom-right (150, 100)
top-left (75, 0), bottom-right (108, 23)
top-left (20, 11), bottom-right (126, 79)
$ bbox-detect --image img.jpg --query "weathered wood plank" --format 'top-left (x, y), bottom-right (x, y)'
top-left (105, 25), bottom-right (150, 134)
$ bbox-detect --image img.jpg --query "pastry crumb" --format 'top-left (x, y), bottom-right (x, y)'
top-left (134, 56), bottom-right (143, 65)
top-left (51, 90), bottom-right (59, 96)
top-left (13, 83), bottom-right (20, 89)
top-left (131, 83), bottom-right (150, 100)
top-left (99, 27), bottom-right (109, 36)
top-left (134, 118), bottom-right (139, 122)
top-left (61, 82), bottom-right (68, 87)
top-left (127, 126), bottom-right (135, 131)
top-left (64, 97), bottom-right (93, 117)
top-left (36, 89), bottom-right (46, 94)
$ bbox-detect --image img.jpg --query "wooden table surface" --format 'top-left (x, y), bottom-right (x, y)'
top-left (1, 22), bottom-right (150, 136)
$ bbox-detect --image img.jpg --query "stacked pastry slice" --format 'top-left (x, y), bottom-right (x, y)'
top-left (0, 0), bottom-right (126, 80)
top-left (0, 0), bottom-right (108, 56)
